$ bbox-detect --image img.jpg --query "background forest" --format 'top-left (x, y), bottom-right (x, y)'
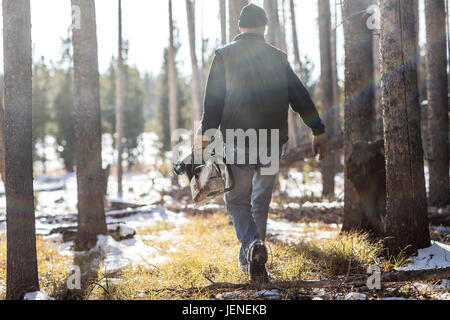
top-left (0, 0), bottom-right (448, 301)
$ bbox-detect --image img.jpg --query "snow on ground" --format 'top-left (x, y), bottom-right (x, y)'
top-left (280, 170), bottom-right (345, 200)
top-left (23, 290), bottom-right (55, 300)
top-left (266, 218), bottom-right (341, 244)
top-left (398, 241), bottom-right (450, 271)
top-left (107, 204), bottom-right (188, 229)
top-left (82, 235), bottom-right (169, 273)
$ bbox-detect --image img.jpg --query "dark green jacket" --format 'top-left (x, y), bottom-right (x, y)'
top-left (200, 32), bottom-right (325, 145)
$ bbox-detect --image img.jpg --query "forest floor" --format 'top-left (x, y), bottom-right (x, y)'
top-left (0, 166), bottom-right (449, 300)
top-left (0, 135), bottom-right (448, 300)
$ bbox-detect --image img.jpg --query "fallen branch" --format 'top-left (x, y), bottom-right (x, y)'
top-left (280, 133), bottom-right (343, 167)
top-left (159, 266), bottom-right (450, 293)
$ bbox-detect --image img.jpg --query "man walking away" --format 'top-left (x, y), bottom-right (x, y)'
top-left (194, 4), bottom-right (329, 283)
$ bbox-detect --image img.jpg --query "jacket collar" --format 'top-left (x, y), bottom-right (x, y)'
top-left (233, 32), bottom-right (265, 42)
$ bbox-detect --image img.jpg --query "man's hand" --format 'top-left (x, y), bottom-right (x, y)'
top-left (312, 133), bottom-right (330, 161)
top-left (193, 135), bottom-right (210, 151)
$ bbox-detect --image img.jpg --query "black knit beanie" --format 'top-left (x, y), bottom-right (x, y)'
top-left (238, 4), bottom-right (267, 28)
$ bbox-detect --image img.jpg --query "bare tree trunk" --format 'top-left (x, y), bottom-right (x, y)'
top-left (380, 0), bottom-right (430, 256)
top-left (425, 0), bottom-right (449, 207)
top-left (331, 20), bottom-right (339, 121)
top-left (229, 0), bottom-right (248, 42)
top-left (373, 30), bottom-right (383, 140)
top-left (290, 0), bottom-right (301, 72)
top-left (220, 0), bottom-right (227, 46)
top-left (72, 0), bottom-right (107, 251)
top-left (287, 0), bottom-right (302, 149)
top-left (264, 0), bottom-right (282, 47)
top-left (446, 0), bottom-right (450, 84)
top-left (318, 0), bottom-right (336, 198)
top-left (116, 0), bottom-right (125, 197)
top-left (341, 0), bottom-right (374, 231)
top-left (3, 0), bottom-right (40, 300)
top-left (168, 0), bottom-right (178, 146)
top-left (186, 0), bottom-right (202, 126)
top-left (0, 89), bottom-right (5, 181)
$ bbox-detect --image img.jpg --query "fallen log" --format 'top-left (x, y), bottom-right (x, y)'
top-left (167, 266), bottom-right (450, 293)
top-left (280, 133), bottom-right (343, 167)
top-left (428, 207), bottom-right (450, 226)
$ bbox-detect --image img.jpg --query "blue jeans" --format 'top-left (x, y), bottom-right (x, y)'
top-left (224, 145), bottom-right (282, 266)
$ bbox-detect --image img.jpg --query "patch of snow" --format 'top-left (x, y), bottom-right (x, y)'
top-left (344, 292), bottom-right (367, 300)
top-left (107, 205), bottom-right (188, 229)
top-left (86, 235), bottom-right (168, 272)
top-left (398, 241), bottom-right (450, 271)
top-left (23, 290), bottom-right (54, 300)
top-left (107, 223), bottom-right (136, 238)
top-left (380, 297), bottom-right (408, 300)
top-left (266, 219), bottom-right (340, 244)
top-left (218, 292), bottom-right (241, 299)
top-left (252, 289), bottom-right (281, 300)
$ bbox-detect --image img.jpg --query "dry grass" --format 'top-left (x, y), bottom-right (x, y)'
top-left (0, 212), bottom-right (427, 300)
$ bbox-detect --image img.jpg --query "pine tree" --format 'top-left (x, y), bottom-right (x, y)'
top-left (318, 0), bottom-right (336, 198)
top-left (341, 0), bottom-right (375, 231)
top-left (380, 0), bottom-right (430, 255)
top-left (425, 0), bottom-right (449, 207)
top-left (3, 0), bottom-right (40, 299)
top-left (72, 0), bottom-right (107, 250)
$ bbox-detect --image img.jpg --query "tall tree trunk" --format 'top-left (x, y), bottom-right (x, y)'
top-left (116, 0), bottom-right (125, 197)
top-left (331, 2), bottom-right (342, 173)
top-left (280, 0), bottom-right (287, 51)
top-left (380, 0), bottom-right (430, 256)
top-left (220, 0), bottom-right (227, 46)
top-left (425, 0), bottom-right (449, 207)
top-left (168, 0), bottom-right (178, 147)
top-left (373, 29), bottom-right (383, 140)
top-left (229, 0), bottom-right (248, 42)
top-left (72, 0), bottom-right (107, 251)
top-left (287, 0), bottom-right (301, 149)
top-left (3, 0), bottom-right (40, 300)
top-left (186, 0), bottom-right (202, 126)
top-left (0, 89), bottom-right (5, 181)
top-left (446, 0), bottom-right (450, 85)
top-left (341, 0), bottom-right (375, 231)
top-left (318, 0), bottom-right (336, 198)
top-left (264, 0), bottom-right (282, 47)
top-left (290, 0), bottom-right (301, 72)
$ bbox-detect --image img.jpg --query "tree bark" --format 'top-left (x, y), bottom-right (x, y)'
top-left (380, 0), bottom-right (430, 256)
top-left (3, 0), bottom-right (40, 299)
top-left (220, 0), bottom-right (227, 46)
top-left (341, 0), bottom-right (374, 232)
top-left (373, 30), bottom-right (383, 140)
top-left (318, 0), bottom-right (336, 198)
top-left (168, 0), bottom-right (178, 147)
top-left (290, 0), bottom-right (301, 72)
top-left (425, 0), bottom-right (449, 207)
top-left (287, 0), bottom-right (302, 149)
top-left (186, 0), bottom-right (203, 126)
top-left (116, 0), bottom-right (125, 197)
top-left (229, 0), bottom-right (248, 42)
top-left (264, 0), bottom-right (282, 47)
top-left (0, 88), bottom-right (5, 181)
top-left (72, 0), bottom-right (107, 251)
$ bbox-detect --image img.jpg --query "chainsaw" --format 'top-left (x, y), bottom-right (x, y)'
top-left (173, 152), bottom-right (234, 204)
